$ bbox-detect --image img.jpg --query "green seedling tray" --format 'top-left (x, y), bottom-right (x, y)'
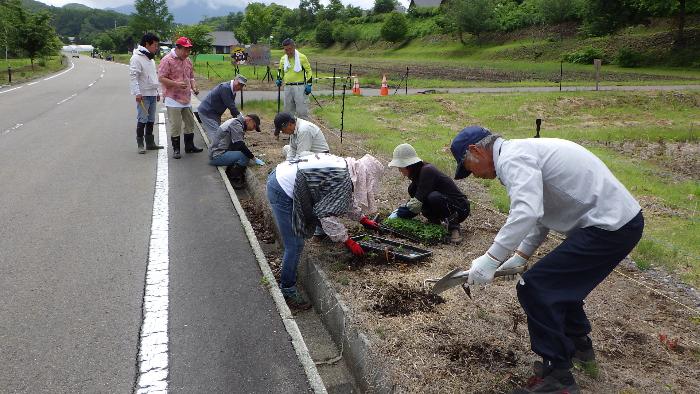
top-left (352, 234), bottom-right (432, 263)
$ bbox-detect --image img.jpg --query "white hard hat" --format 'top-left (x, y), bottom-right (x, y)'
top-left (388, 143), bottom-right (422, 168)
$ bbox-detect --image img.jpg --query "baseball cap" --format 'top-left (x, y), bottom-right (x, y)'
top-left (234, 74), bottom-right (247, 85)
top-left (175, 36), bottom-right (193, 47)
top-left (247, 114), bottom-right (261, 132)
top-left (274, 112), bottom-right (295, 133)
top-left (450, 126), bottom-right (492, 179)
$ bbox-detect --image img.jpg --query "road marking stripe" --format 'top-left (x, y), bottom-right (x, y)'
top-left (56, 93), bottom-right (77, 105)
top-left (3, 123), bottom-right (23, 134)
top-left (27, 81), bottom-right (39, 86)
top-left (0, 86), bottom-right (22, 94)
top-left (136, 111), bottom-right (169, 393)
top-left (43, 61), bottom-right (75, 81)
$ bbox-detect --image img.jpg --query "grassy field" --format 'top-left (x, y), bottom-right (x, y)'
top-left (0, 56), bottom-right (66, 85)
top-left (242, 90), bottom-right (699, 286)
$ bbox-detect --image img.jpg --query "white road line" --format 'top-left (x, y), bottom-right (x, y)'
top-left (56, 93), bottom-right (77, 105)
top-left (136, 111), bottom-right (169, 394)
top-left (27, 81), bottom-right (39, 86)
top-left (3, 123), bottom-right (23, 134)
top-left (43, 61), bottom-right (75, 81)
top-left (88, 82), bottom-right (94, 87)
top-left (0, 86), bottom-right (22, 94)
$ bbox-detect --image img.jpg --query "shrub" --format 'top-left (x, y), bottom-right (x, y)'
top-left (381, 12), bottom-right (408, 42)
top-left (333, 24), bottom-right (360, 45)
top-left (494, 0), bottom-right (540, 32)
top-left (315, 20), bottom-right (335, 47)
top-left (615, 47), bottom-right (643, 67)
top-left (564, 46), bottom-right (605, 64)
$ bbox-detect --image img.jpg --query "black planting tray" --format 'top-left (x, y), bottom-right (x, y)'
top-left (352, 234), bottom-right (432, 263)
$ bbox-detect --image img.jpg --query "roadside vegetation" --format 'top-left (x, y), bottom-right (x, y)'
top-left (0, 56), bottom-right (65, 85)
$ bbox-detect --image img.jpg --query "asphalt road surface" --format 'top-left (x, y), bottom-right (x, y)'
top-left (0, 56), bottom-right (311, 393)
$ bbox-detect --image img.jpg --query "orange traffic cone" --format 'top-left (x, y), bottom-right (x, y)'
top-left (352, 77), bottom-right (361, 95)
top-left (380, 74), bottom-right (389, 96)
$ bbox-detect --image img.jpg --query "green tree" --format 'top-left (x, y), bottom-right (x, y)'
top-left (447, 0), bottom-right (496, 43)
top-left (318, 0), bottom-right (344, 20)
top-left (93, 32), bottom-right (115, 52)
top-left (374, 0), bottom-right (398, 14)
top-left (380, 12), bottom-right (408, 42)
top-left (315, 20), bottom-right (334, 46)
top-left (130, 0), bottom-right (173, 40)
top-left (174, 24), bottom-right (213, 63)
top-left (15, 9), bottom-right (60, 69)
top-left (534, 0), bottom-right (581, 24)
top-left (0, 0), bottom-right (23, 60)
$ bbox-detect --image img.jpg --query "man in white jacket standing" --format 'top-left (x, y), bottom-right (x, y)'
top-left (129, 33), bottom-right (163, 153)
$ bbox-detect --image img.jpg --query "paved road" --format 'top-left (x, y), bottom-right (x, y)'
top-left (0, 57), bottom-right (311, 392)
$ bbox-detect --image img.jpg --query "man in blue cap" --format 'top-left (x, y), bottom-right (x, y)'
top-left (449, 126), bottom-right (644, 393)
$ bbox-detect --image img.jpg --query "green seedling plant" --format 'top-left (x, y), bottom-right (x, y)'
top-left (382, 217), bottom-right (448, 244)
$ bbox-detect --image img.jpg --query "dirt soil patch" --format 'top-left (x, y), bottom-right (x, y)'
top-left (237, 115), bottom-right (700, 393)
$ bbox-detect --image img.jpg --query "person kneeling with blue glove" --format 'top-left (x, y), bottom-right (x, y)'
top-left (209, 114), bottom-right (265, 188)
top-left (387, 143), bottom-right (470, 244)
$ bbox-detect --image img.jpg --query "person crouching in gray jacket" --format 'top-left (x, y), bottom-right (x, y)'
top-left (209, 114), bottom-right (265, 168)
top-left (198, 75), bottom-right (246, 140)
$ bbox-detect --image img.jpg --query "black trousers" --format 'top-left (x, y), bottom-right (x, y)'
top-left (516, 211), bottom-right (644, 369)
top-left (421, 191), bottom-right (470, 230)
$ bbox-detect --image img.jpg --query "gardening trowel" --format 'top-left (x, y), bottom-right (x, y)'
top-left (425, 266), bottom-right (527, 297)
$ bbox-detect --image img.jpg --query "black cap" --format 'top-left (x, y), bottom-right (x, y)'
top-left (247, 114), bottom-right (261, 132)
top-left (274, 112), bottom-right (295, 133)
top-left (450, 126), bottom-right (492, 179)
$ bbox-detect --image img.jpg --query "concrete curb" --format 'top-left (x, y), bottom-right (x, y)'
top-left (246, 169), bottom-right (395, 393)
top-left (193, 121), bottom-right (327, 394)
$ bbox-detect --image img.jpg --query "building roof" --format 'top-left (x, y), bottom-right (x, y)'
top-left (210, 31), bottom-right (239, 47)
top-left (410, 0), bottom-right (443, 7)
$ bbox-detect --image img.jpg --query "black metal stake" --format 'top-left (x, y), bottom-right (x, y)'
top-left (560, 61), bottom-right (563, 91)
top-left (315, 61), bottom-right (317, 79)
top-left (276, 70), bottom-right (281, 114)
top-left (332, 67), bottom-right (336, 100)
top-left (207, 62), bottom-right (209, 80)
top-left (535, 118), bottom-right (541, 138)
top-left (405, 67), bottom-right (409, 95)
top-left (8, 67), bottom-right (11, 84)
top-left (240, 88), bottom-right (243, 111)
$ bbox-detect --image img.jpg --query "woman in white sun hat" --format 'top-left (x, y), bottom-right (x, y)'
top-left (387, 143), bottom-right (470, 243)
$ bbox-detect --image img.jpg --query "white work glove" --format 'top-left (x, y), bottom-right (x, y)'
top-left (496, 254), bottom-right (528, 281)
top-left (253, 158), bottom-right (265, 166)
top-left (467, 253), bottom-right (500, 285)
top-left (387, 209), bottom-right (399, 219)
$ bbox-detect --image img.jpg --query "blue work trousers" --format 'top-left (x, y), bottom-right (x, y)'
top-left (517, 211), bottom-right (644, 369)
top-left (266, 170), bottom-right (305, 296)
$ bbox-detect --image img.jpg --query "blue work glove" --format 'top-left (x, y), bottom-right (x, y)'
top-left (387, 209), bottom-right (399, 219)
top-left (275, 79), bottom-right (282, 87)
top-left (253, 158), bottom-right (265, 166)
top-left (304, 84), bottom-right (312, 95)
top-left (396, 206), bottom-right (417, 219)
top-left (467, 253), bottom-right (501, 285)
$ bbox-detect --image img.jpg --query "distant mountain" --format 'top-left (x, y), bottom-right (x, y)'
top-left (20, 1), bottom-right (130, 40)
top-left (109, 1), bottom-right (243, 25)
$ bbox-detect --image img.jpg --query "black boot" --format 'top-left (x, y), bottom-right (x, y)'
top-left (225, 164), bottom-right (246, 189)
top-left (183, 133), bottom-right (203, 153)
top-left (145, 122), bottom-right (163, 150)
top-left (171, 136), bottom-right (181, 159)
top-left (136, 122), bottom-right (146, 154)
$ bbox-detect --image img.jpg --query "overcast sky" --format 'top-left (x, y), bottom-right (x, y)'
top-left (40, 0), bottom-right (409, 11)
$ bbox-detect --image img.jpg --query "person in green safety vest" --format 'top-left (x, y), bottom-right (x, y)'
top-left (276, 38), bottom-right (313, 124)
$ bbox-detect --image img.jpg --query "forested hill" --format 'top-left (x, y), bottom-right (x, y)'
top-left (19, 0), bottom-right (130, 39)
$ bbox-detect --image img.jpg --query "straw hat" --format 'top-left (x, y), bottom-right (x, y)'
top-left (388, 143), bottom-right (422, 168)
